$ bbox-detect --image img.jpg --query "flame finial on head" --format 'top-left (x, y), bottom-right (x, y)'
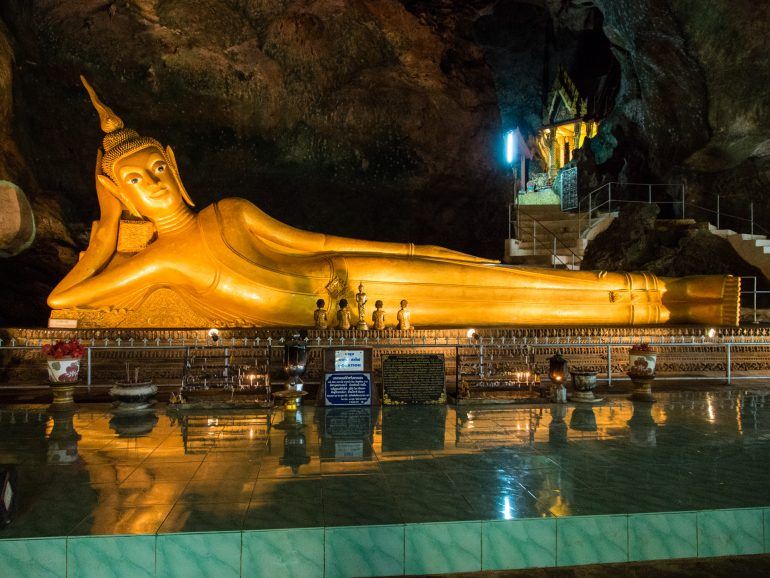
top-left (80, 75), bottom-right (124, 133)
top-left (81, 75), bottom-right (163, 181)
top-left (81, 74), bottom-right (195, 210)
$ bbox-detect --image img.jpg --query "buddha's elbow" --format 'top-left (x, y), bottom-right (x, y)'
top-left (48, 290), bottom-right (73, 310)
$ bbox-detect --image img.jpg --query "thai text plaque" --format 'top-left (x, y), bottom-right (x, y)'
top-left (382, 354), bottom-right (446, 405)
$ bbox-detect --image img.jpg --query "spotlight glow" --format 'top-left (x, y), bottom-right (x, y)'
top-left (505, 130), bottom-right (515, 165)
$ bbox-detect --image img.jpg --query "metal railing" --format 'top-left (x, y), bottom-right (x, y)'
top-left (6, 332), bottom-right (770, 387)
top-left (739, 276), bottom-right (770, 325)
top-left (509, 204), bottom-right (582, 269)
top-left (578, 182), bottom-right (768, 241)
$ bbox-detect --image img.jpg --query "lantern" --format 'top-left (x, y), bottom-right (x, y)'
top-left (548, 351), bottom-right (568, 383)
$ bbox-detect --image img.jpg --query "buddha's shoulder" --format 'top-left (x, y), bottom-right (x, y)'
top-left (202, 197), bottom-right (262, 220)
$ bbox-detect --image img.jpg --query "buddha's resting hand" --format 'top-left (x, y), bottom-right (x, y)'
top-left (412, 244), bottom-right (499, 264)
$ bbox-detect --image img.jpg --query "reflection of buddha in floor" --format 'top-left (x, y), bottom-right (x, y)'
top-left (48, 77), bottom-right (740, 328)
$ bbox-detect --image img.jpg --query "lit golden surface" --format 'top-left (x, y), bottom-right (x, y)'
top-left (47, 78), bottom-right (739, 327)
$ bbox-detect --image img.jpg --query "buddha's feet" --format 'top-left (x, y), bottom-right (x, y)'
top-left (662, 275), bottom-right (740, 326)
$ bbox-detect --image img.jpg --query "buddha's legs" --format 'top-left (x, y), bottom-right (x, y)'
top-left (338, 257), bottom-right (739, 326)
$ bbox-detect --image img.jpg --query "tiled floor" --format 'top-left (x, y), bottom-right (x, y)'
top-left (2, 390), bottom-right (770, 575)
top-left (1, 390), bottom-right (770, 538)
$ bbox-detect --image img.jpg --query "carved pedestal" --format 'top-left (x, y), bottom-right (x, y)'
top-left (629, 374), bottom-right (655, 402)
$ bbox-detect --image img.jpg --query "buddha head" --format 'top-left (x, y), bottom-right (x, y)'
top-left (81, 76), bottom-right (195, 221)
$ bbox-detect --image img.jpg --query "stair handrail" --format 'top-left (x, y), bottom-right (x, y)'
top-left (576, 182), bottom-right (768, 239)
top-left (516, 206), bottom-right (582, 269)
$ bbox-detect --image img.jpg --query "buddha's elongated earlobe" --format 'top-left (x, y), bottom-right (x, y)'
top-left (166, 146), bottom-right (195, 207)
top-left (97, 174), bottom-right (142, 218)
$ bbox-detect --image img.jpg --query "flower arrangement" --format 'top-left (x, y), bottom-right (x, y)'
top-left (42, 339), bottom-right (85, 360)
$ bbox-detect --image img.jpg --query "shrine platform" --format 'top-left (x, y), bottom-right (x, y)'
top-left (2, 390), bottom-right (770, 576)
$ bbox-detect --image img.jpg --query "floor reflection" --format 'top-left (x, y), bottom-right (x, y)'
top-left (0, 390), bottom-right (770, 536)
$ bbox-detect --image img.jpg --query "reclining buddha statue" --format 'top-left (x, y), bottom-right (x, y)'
top-left (47, 77), bottom-right (740, 328)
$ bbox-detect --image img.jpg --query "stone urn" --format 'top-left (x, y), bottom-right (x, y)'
top-left (570, 370), bottom-right (599, 403)
top-left (628, 401), bottom-right (658, 447)
top-left (47, 408), bottom-right (81, 464)
top-left (569, 406), bottom-right (598, 432)
top-left (109, 380), bottom-right (157, 411)
top-left (628, 344), bottom-right (657, 401)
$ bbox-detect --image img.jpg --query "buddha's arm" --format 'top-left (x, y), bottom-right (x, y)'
top-left (47, 251), bottom-right (175, 310)
top-left (49, 217), bottom-right (118, 299)
top-left (234, 199), bottom-right (496, 263)
top-left (49, 160), bottom-right (122, 303)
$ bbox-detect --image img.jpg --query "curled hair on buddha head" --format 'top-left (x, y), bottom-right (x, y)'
top-left (81, 75), bottom-right (195, 216)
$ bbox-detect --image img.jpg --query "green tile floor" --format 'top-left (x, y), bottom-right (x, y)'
top-left (1, 389), bottom-right (770, 575)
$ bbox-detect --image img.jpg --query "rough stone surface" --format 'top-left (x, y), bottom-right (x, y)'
top-left (582, 204), bottom-right (764, 282)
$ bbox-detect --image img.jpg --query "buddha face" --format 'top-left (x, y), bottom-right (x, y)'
top-left (113, 146), bottom-right (183, 218)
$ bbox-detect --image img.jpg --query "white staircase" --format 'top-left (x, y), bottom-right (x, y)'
top-left (506, 205), bottom-right (585, 270)
top-left (709, 224), bottom-right (770, 282)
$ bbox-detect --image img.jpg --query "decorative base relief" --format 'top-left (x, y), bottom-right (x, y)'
top-left (50, 288), bottom-right (215, 328)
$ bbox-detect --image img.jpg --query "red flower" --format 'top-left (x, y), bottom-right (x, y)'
top-left (42, 339), bottom-right (85, 360)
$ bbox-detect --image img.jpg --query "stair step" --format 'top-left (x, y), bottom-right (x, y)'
top-left (754, 240), bottom-right (770, 247)
top-left (741, 234), bottom-right (767, 241)
top-left (516, 246), bottom-right (583, 256)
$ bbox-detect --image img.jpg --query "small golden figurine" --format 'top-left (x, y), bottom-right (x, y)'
top-left (337, 299), bottom-right (352, 330)
top-left (397, 299), bottom-right (413, 331)
top-left (313, 298), bottom-right (328, 329)
top-left (372, 300), bottom-right (386, 330)
top-left (355, 283), bottom-right (368, 330)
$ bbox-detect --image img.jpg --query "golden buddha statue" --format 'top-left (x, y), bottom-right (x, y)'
top-left (48, 77), bottom-right (740, 328)
top-left (397, 299), bottom-right (413, 331)
top-left (355, 283), bottom-right (368, 331)
top-left (313, 299), bottom-right (328, 330)
top-left (336, 299), bottom-right (352, 330)
top-left (372, 300), bottom-right (386, 330)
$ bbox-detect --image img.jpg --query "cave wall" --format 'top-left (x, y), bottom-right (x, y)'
top-left (568, 0), bottom-right (769, 232)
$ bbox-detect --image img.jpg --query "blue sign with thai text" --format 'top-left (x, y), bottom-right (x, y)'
top-left (324, 373), bottom-right (372, 406)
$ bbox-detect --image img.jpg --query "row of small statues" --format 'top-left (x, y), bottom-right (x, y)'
top-left (314, 283), bottom-right (413, 330)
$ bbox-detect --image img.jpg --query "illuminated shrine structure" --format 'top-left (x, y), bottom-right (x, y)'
top-left (522, 67), bottom-right (614, 204)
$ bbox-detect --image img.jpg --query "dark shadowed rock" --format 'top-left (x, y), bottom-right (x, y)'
top-left (582, 204), bottom-right (764, 284)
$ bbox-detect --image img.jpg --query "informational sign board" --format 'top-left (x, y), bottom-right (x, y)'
top-left (382, 354), bottom-right (446, 405)
top-left (334, 350), bottom-right (364, 372)
top-left (334, 440), bottom-right (364, 458)
top-left (48, 318), bottom-right (78, 329)
top-left (324, 372), bottom-right (372, 406)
